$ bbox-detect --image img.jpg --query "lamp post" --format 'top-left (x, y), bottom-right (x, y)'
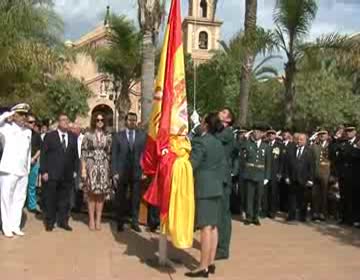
top-left (103, 75), bottom-right (121, 132)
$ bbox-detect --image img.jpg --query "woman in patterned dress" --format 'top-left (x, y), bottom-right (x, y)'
top-left (81, 113), bottom-right (112, 231)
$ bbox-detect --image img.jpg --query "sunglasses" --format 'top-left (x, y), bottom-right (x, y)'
top-left (96, 119), bottom-right (104, 123)
top-left (28, 121), bottom-right (35, 124)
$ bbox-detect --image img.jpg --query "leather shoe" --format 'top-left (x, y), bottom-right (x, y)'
top-left (208, 264), bottom-right (216, 274)
top-left (253, 219), bottom-right (261, 226)
top-left (244, 219), bottom-right (252, 225)
top-left (149, 225), bottom-right (158, 233)
top-left (117, 224), bottom-right (124, 232)
top-left (45, 224), bottom-right (54, 232)
top-left (58, 224), bottom-right (73, 231)
top-left (185, 269), bottom-right (209, 278)
top-left (131, 224), bottom-right (142, 233)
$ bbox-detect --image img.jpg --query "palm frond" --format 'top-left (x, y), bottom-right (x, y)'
top-left (254, 66), bottom-right (279, 78)
top-left (273, 0), bottom-right (317, 38)
top-left (253, 55), bottom-right (282, 73)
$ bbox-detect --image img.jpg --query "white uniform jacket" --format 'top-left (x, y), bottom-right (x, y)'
top-left (0, 112), bottom-right (32, 176)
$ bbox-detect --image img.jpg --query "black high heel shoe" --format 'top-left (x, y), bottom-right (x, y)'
top-left (208, 264), bottom-right (216, 274)
top-left (185, 269), bottom-right (209, 278)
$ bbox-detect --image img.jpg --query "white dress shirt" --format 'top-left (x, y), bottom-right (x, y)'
top-left (126, 129), bottom-right (135, 143)
top-left (77, 133), bottom-right (84, 158)
top-left (255, 139), bottom-right (262, 148)
top-left (0, 112), bottom-right (32, 176)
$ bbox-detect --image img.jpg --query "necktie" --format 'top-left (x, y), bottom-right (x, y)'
top-left (129, 130), bottom-right (134, 150)
top-left (61, 134), bottom-right (66, 152)
top-left (297, 147), bottom-right (302, 159)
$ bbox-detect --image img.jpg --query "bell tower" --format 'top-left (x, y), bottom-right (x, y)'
top-left (183, 0), bottom-right (223, 64)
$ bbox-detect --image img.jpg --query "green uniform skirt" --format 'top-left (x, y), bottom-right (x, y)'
top-left (196, 197), bottom-right (221, 229)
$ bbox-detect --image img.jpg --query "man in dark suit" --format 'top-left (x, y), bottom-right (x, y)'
top-left (263, 128), bottom-right (283, 219)
top-left (40, 113), bottom-right (79, 232)
top-left (285, 133), bottom-right (315, 222)
top-left (279, 129), bottom-right (296, 213)
top-left (112, 112), bottom-right (146, 232)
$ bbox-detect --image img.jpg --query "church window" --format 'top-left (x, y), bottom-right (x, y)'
top-left (200, 0), bottom-right (208, 18)
top-left (199, 31), bottom-right (208, 49)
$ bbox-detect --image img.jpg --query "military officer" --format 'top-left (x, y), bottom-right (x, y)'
top-left (312, 128), bottom-right (331, 221)
top-left (334, 124), bottom-right (360, 226)
top-left (263, 128), bottom-right (283, 219)
top-left (233, 128), bottom-right (248, 218)
top-left (0, 103), bottom-right (32, 238)
top-left (215, 107), bottom-right (235, 260)
top-left (242, 124), bottom-right (271, 225)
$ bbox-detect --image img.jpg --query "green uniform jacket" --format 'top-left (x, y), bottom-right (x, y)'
top-left (191, 133), bottom-right (226, 199)
top-left (216, 127), bottom-right (235, 186)
top-left (233, 139), bottom-right (247, 178)
top-left (242, 139), bottom-right (271, 183)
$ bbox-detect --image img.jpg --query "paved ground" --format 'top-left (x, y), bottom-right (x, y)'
top-left (1, 212), bottom-right (360, 280)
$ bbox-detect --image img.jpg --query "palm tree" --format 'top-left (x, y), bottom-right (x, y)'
top-left (219, 32), bottom-right (280, 81)
top-left (273, 0), bottom-right (318, 128)
top-left (96, 15), bottom-right (142, 129)
top-left (0, 0), bottom-right (64, 96)
top-left (137, 0), bottom-right (166, 126)
top-left (238, 0), bottom-right (258, 126)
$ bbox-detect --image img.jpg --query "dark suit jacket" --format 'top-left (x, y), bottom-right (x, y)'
top-left (40, 130), bottom-right (79, 182)
top-left (191, 133), bottom-right (225, 199)
top-left (286, 145), bottom-right (315, 186)
top-left (281, 141), bottom-right (296, 177)
top-left (111, 129), bottom-right (146, 180)
top-left (268, 141), bottom-right (284, 180)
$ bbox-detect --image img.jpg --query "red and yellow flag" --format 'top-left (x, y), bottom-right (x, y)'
top-left (141, 0), bottom-right (194, 249)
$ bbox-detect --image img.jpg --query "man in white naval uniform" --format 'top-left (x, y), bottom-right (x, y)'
top-left (0, 103), bottom-right (32, 238)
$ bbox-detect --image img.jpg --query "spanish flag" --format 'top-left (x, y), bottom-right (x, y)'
top-left (141, 0), bottom-right (195, 249)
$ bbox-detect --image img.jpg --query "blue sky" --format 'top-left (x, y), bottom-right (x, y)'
top-left (55, 0), bottom-right (360, 42)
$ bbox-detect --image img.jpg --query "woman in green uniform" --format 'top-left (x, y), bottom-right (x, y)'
top-left (185, 113), bottom-right (226, 278)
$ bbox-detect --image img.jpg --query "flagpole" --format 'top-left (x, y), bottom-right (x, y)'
top-left (158, 233), bottom-right (168, 265)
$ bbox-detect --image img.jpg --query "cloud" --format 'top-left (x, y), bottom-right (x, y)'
top-left (54, 0), bottom-right (360, 42)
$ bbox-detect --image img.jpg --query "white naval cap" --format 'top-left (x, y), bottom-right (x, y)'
top-left (11, 103), bottom-right (31, 114)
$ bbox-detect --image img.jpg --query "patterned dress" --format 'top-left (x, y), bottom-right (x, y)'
top-left (81, 132), bottom-right (112, 195)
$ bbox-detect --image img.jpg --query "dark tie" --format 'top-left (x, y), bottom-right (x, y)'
top-left (61, 134), bottom-right (66, 152)
top-left (297, 147), bottom-right (302, 159)
top-left (129, 130), bottom-right (135, 150)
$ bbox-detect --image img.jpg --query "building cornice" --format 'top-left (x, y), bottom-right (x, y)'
top-left (183, 16), bottom-right (223, 27)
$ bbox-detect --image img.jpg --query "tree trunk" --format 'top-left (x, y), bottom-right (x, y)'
top-left (140, 31), bottom-right (156, 126)
top-left (284, 60), bottom-right (296, 129)
top-left (117, 83), bottom-right (132, 131)
top-left (238, 0), bottom-right (257, 127)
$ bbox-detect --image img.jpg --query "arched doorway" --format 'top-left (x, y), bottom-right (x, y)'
top-left (91, 104), bottom-right (114, 132)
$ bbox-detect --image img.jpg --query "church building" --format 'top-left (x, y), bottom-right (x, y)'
top-left (67, 1), bottom-right (222, 130)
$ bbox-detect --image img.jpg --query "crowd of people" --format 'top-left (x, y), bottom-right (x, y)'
top-left (0, 103), bottom-right (359, 278)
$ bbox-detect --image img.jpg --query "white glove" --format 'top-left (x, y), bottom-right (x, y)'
top-left (309, 132), bottom-right (319, 142)
top-left (1, 111), bottom-right (15, 119)
top-left (306, 181), bottom-right (314, 187)
top-left (190, 110), bottom-right (200, 126)
top-left (245, 130), bottom-right (253, 139)
top-left (264, 179), bottom-right (269, 185)
top-left (285, 178), bottom-right (290, 185)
